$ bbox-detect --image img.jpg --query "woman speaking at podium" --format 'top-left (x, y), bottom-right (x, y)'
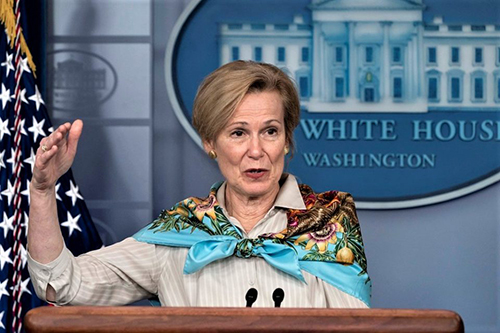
top-left (27, 61), bottom-right (371, 308)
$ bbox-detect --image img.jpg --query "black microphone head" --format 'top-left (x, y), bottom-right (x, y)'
top-left (272, 288), bottom-right (284, 307)
top-left (245, 288), bottom-right (258, 307)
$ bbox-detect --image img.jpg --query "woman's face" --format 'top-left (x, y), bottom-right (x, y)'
top-left (204, 91), bottom-right (287, 201)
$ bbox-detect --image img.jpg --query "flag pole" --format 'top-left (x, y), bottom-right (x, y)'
top-left (11, 0), bottom-right (25, 331)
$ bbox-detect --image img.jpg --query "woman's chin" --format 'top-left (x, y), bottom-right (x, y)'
top-left (238, 182), bottom-right (279, 200)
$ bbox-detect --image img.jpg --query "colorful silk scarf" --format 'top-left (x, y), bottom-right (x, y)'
top-left (133, 182), bottom-right (371, 306)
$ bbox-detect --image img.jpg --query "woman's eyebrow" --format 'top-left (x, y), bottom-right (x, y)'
top-left (228, 119), bottom-right (282, 127)
top-left (227, 121), bottom-right (248, 127)
top-left (264, 119), bottom-right (282, 125)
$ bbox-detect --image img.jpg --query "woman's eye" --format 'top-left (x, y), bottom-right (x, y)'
top-left (266, 128), bottom-right (278, 135)
top-left (231, 130), bottom-right (244, 137)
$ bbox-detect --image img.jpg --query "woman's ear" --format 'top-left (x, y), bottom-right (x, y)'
top-left (203, 140), bottom-right (218, 160)
top-left (203, 140), bottom-right (214, 154)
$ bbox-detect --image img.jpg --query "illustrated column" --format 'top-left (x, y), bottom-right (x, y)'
top-left (415, 21), bottom-right (424, 99)
top-left (382, 21), bottom-right (391, 100)
top-left (408, 36), bottom-right (414, 100)
top-left (312, 22), bottom-right (322, 101)
top-left (404, 37), bottom-right (411, 100)
top-left (411, 32), bottom-right (418, 101)
top-left (348, 21), bottom-right (356, 101)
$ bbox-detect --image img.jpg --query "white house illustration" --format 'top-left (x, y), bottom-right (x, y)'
top-left (218, 0), bottom-right (500, 112)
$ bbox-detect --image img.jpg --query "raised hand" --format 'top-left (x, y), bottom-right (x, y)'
top-left (31, 119), bottom-right (83, 193)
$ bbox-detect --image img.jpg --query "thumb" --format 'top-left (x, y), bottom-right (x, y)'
top-left (67, 119), bottom-right (83, 155)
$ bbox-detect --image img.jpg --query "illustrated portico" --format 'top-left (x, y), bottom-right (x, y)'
top-left (308, 0), bottom-right (426, 112)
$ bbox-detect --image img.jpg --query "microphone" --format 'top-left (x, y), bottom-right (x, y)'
top-left (245, 288), bottom-right (258, 307)
top-left (272, 288), bottom-right (284, 308)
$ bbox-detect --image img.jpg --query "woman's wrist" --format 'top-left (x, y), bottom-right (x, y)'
top-left (30, 182), bottom-right (56, 198)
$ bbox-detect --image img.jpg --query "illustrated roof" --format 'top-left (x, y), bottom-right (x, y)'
top-left (310, 0), bottom-right (424, 10)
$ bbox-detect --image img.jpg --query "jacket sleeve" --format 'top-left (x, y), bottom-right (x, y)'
top-left (28, 237), bottom-right (160, 305)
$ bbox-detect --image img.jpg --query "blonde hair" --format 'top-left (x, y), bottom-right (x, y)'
top-left (192, 60), bottom-right (300, 152)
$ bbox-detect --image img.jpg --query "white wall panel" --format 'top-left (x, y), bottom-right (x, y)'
top-left (69, 125), bottom-right (151, 202)
top-left (47, 43), bottom-right (151, 119)
top-left (90, 208), bottom-right (152, 245)
top-left (51, 0), bottom-right (151, 36)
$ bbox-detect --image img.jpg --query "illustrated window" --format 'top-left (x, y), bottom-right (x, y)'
top-left (254, 47), bottom-right (262, 62)
top-left (231, 47), bottom-right (239, 61)
top-left (450, 47), bottom-right (460, 65)
top-left (427, 47), bottom-right (437, 65)
top-left (277, 47), bottom-right (286, 62)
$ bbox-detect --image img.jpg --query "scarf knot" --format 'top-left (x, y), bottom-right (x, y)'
top-left (235, 238), bottom-right (260, 258)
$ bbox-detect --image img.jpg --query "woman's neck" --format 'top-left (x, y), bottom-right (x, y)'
top-left (225, 185), bottom-right (280, 233)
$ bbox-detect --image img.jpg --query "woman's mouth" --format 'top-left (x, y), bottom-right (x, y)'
top-left (244, 168), bottom-right (267, 179)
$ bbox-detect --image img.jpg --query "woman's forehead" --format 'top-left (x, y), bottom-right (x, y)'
top-left (230, 91), bottom-right (284, 120)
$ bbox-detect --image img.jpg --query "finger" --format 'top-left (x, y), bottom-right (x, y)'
top-left (37, 131), bottom-right (60, 156)
top-left (44, 121), bottom-right (72, 150)
top-left (51, 130), bottom-right (66, 149)
top-left (52, 122), bottom-right (71, 144)
top-left (37, 137), bottom-right (49, 156)
top-left (35, 145), bottom-right (59, 168)
top-left (36, 139), bottom-right (55, 157)
top-left (67, 119), bottom-right (83, 155)
top-left (55, 122), bottom-right (71, 136)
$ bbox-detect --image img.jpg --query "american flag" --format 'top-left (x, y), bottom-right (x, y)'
top-left (0, 1), bottom-right (103, 332)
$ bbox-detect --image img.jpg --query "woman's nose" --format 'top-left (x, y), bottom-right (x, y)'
top-left (247, 137), bottom-right (264, 159)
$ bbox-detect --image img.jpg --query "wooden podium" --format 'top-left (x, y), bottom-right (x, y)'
top-left (25, 306), bottom-right (464, 333)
